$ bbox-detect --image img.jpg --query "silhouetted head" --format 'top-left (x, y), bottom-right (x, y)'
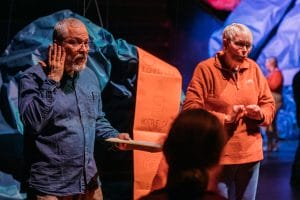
top-left (164, 108), bottom-right (226, 171)
top-left (265, 57), bottom-right (278, 73)
top-left (163, 109), bottom-right (226, 197)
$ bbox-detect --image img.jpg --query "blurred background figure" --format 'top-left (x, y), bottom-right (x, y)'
top-left (140, 109), bottom-right (227, 200)
top-left (265, 57), bottom-right (284, 152)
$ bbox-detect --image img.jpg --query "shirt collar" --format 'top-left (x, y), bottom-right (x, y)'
top-left (214, 51), bottom-right (251, 72)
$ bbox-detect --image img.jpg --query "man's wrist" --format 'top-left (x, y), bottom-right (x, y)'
top-left (47, 75), bottom-right (60, 83)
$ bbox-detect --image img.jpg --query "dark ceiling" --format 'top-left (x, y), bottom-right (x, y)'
top-left (0, 0), bottom-right (229, 61)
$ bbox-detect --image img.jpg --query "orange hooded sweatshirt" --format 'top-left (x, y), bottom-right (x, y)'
top-left (183, 51), bottom-right (275, 164)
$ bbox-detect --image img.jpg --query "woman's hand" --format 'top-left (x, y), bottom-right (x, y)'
top-left (245, 104), bottom-right (264, 121)
top-left (225, 105), bottom-right (246, 123)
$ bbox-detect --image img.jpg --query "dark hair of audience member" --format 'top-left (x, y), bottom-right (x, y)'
top-left (163, 109), bottom-right (226, 199)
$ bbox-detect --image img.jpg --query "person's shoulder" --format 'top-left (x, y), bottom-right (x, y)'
top-left (200, 57), bottom-right (215, 65)
top-left (274, 69), bottom-right (283, 76)
top-left (18, 64), bottom-right (45, 80)
top-left (81, 67), bottom-right (97, 77)
top-left (244, 58), bottom-right (263, 74)
top-left (23, 64), bottom-right (43, 74)
top-left (80, 67), bottom-right (98, 81)
top-left (194, 57), bottom-right (215, 71)
top-left (78, 67), bottom-right (102, 89)
top-left (245, 58), bottom-right (259, 67)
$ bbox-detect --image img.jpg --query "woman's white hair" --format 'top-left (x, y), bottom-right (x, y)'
top-left (222, 23), bottom-right (253, 42)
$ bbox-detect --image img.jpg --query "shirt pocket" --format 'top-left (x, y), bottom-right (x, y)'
top-left (86, 91), bottom-right (101, 119)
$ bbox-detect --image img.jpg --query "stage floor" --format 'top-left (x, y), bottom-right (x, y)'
top-left (257, 139), bottom-right (300, 200)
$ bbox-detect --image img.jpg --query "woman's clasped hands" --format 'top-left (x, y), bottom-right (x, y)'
top-left (225, 104), bottom-right (264, 123)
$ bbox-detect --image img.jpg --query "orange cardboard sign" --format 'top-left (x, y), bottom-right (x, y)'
top-left (133, 47), bottom-right (182, 199)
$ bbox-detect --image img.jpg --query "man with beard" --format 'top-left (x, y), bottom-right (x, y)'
top-left (183, 23), bottom-right (275, 200)
top-left (18, 18), bottom-right (131, 200)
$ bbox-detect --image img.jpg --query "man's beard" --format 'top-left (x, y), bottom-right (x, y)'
top-left (66, 54), bottom-right (87, 73)
top-left (72, 63), bottom-right (86, 72)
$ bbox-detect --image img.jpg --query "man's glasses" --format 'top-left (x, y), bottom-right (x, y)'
top-left (63, 38), bottom-right (91, 49)
top-left (231, 40), bottom-right (252, 49)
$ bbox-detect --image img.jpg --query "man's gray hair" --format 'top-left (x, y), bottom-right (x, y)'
top-left (52, 18), bottom-right (86, 42)
top-left (222, 23), bottom-right (253, 42)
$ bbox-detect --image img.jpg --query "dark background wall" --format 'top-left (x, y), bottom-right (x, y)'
top-left (0, 0), bottom-right (171, 60)
top-left (0, 0), bottom-right (227, 90)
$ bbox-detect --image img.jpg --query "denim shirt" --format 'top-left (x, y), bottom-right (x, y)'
top-left (18, 65), bottom-right (119, 195)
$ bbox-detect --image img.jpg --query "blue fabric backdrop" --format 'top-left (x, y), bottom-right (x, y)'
top-left (256, 0), bottom-right (300, 72)
top-left (208, 0), bottom-right (299, 140)
top-left (208, 0), bottom-right (295, 60)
